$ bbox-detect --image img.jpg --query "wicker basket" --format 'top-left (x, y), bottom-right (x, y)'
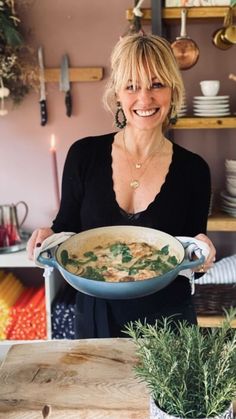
top-left (193, 284), bottom-right (236, 315)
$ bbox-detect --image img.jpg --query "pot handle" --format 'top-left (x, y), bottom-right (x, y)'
top-left (175, 236), bottom-right (210, 271)
top-left (180, 8), bottom-right (187, 38)
top-left (37, 249), bottom-right (57, 268)
top-left (33, 232), bottom-right (76, 268)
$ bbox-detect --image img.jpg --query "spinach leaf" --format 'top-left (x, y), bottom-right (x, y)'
top-left (159, 245), bottom-right (169, 255)
top-left (83, 266), bottom-right (105, 281)
top-left (110, 242), bottom-right (126, 256)
top-left (60, 249), bottom-right (69, 266)
top-left (110, 242), bottom-right (133, 263)
top-left (83, 251), bottom-right (97, 261)
top-left (168, 255), bottom-right (178, 266)
top-left (128, 267), bottom-right (139, 275)
top-left (67, 258), bottom-right (80, 267)
top-left (122, 249), bottom-right (132, 263)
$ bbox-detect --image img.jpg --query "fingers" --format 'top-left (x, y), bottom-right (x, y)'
top-left (26, 228), bottom-right (54, 260)
top-left (194, 233), bottom-right (216, 273)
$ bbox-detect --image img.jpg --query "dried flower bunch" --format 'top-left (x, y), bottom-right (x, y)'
top-left (0, 0), bottom-right (37, 114)
top-left (125, 309), bottom-right (236, 418)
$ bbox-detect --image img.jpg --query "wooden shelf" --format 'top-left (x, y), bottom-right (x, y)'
top-left (198, 315), bottom-right (236, 328)
top-left (207, 212), bottom-right (236, 232)
top-left (171, 117), bottom-right (236, 129)
top-left (126, 7), bottom-right (236, 21)
top-left (44, 67), bottom-right (103, 83)
top-left (163, 6), bottom-right (236, 20)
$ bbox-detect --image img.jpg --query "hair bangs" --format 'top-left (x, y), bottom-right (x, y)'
top-left (133, 41), bottom-right (174, 89)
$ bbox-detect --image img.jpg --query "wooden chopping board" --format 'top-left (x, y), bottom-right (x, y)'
top-left (0, 338), bottom-right (149, 419)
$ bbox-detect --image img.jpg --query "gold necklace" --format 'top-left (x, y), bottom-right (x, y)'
top-left (123, 131), bottom-right (165, 189)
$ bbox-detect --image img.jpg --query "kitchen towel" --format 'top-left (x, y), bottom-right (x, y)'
top-left (195, 254), bottom-right (236, 284)
top-left (33, 232), bottom-right (75, 269)
top-left (176, 236), bottom-right (210, 281)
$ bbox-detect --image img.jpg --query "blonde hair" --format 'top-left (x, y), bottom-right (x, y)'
top-left (103, 34), bottom-right (184, 130)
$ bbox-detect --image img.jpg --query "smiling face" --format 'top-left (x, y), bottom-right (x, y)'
top-left (117, 77), bottom-right (172, 131)
top-left (103, 34), bottom-right (184, 132)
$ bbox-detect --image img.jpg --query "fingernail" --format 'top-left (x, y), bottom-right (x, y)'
top-left (36, 242), bottom-right (41, 247)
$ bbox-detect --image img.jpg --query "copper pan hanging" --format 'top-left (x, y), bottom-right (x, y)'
top-left (171, 8), bottom-right (200, 71)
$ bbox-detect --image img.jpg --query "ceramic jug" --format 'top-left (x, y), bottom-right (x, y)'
top-left (0, 201), bottom-right (28, 247)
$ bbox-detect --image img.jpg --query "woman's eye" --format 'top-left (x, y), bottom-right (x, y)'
top-left (152, 82), bottom-right (165, 89)
top-left (126, 85), bottom-right (137, 91)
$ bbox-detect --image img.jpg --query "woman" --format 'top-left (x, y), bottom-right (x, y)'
top-left (27, 34), bottom-right (216, 338)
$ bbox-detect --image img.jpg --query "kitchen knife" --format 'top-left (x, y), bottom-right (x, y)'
top-left (38, 46), bottom-right (48, 126)
top-left (59, 54), bottom-right (72, 117)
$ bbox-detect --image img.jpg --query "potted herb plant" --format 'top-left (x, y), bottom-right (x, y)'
top-left (125, 309), bottom-right (236, 419)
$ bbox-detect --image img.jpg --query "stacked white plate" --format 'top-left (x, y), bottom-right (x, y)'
top-left (177, 105), bottom-right (187, 118)
top-left (193, 95), bottom-right (231, 117)
top-left (220, 159), bottom-right (236, 217)
top-left (220, 191), bottom-right (236, 216)
top-left (177, 94), bottom-right (187, 118)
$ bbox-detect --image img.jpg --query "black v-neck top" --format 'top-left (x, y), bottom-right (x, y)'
top-left (52, 133), bottom-right (211, 338)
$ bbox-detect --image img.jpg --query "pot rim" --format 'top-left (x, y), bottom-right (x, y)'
top-left (55, 225), bottom-right (186, 284)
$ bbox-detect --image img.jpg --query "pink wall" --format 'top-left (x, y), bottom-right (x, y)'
top-left (1, 1), bottom-right (235, 256)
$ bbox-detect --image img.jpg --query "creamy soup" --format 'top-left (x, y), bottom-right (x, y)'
top-left (59, 241), bottom-right (179, 282)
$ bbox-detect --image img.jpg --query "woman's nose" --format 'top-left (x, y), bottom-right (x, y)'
top-left (137, 88), bottom-right (153, 103)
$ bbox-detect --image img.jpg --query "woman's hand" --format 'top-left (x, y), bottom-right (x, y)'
top-left (194, 233), bottom-right (216, 273)
top-left (26, 228), bottom-right (54, 260)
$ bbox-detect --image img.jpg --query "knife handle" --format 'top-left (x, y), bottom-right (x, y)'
top-left (65, 91), bottom-right (72, 117)
top-left (40, 100), bottom-right (47, 126)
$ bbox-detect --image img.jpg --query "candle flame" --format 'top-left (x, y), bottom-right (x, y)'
top-left (50, 134), bottom-right (56, 150)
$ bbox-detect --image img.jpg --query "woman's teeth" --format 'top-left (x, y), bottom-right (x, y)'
top-left (134, 109), bottom-right (158, 117)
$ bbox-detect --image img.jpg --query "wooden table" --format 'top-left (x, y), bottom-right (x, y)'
top-left (0, 339), bottom-right (149, 419)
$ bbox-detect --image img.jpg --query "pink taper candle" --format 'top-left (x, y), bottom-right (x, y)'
top-left (50, 134), bottom-right (60, 209)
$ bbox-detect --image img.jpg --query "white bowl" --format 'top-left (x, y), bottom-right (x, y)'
top-left (200, 80), bottom-right (220, 97)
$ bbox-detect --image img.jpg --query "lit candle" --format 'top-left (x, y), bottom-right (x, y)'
top-left (50, 134), bottom-right (60, 209)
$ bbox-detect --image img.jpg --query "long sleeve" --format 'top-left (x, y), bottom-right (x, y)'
top-left (52, 141), bottom-right (83, 233)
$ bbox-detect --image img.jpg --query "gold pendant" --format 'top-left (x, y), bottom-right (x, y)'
top-left (130, 180), bottom-right (140, 189)
top-left (135, 163), bottom-right (142, 169)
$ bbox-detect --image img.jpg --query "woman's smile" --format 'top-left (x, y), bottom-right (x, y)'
top-left (133, 108), bottom-right (160, 117)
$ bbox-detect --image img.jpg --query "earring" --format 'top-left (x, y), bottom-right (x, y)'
top-left (169, 104), bottom-right (178, 125)
top-left (170, 114), bottom-right (178, 125)
top-left (115, 102), bottom-right (127, 129)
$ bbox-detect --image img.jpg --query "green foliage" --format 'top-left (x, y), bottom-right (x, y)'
top-left (0, 7), bottom-right (23, 46)
top-left (124, 309), bottom-right (236, 418)
top-left (0, 1), bottom-right (37, 105)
